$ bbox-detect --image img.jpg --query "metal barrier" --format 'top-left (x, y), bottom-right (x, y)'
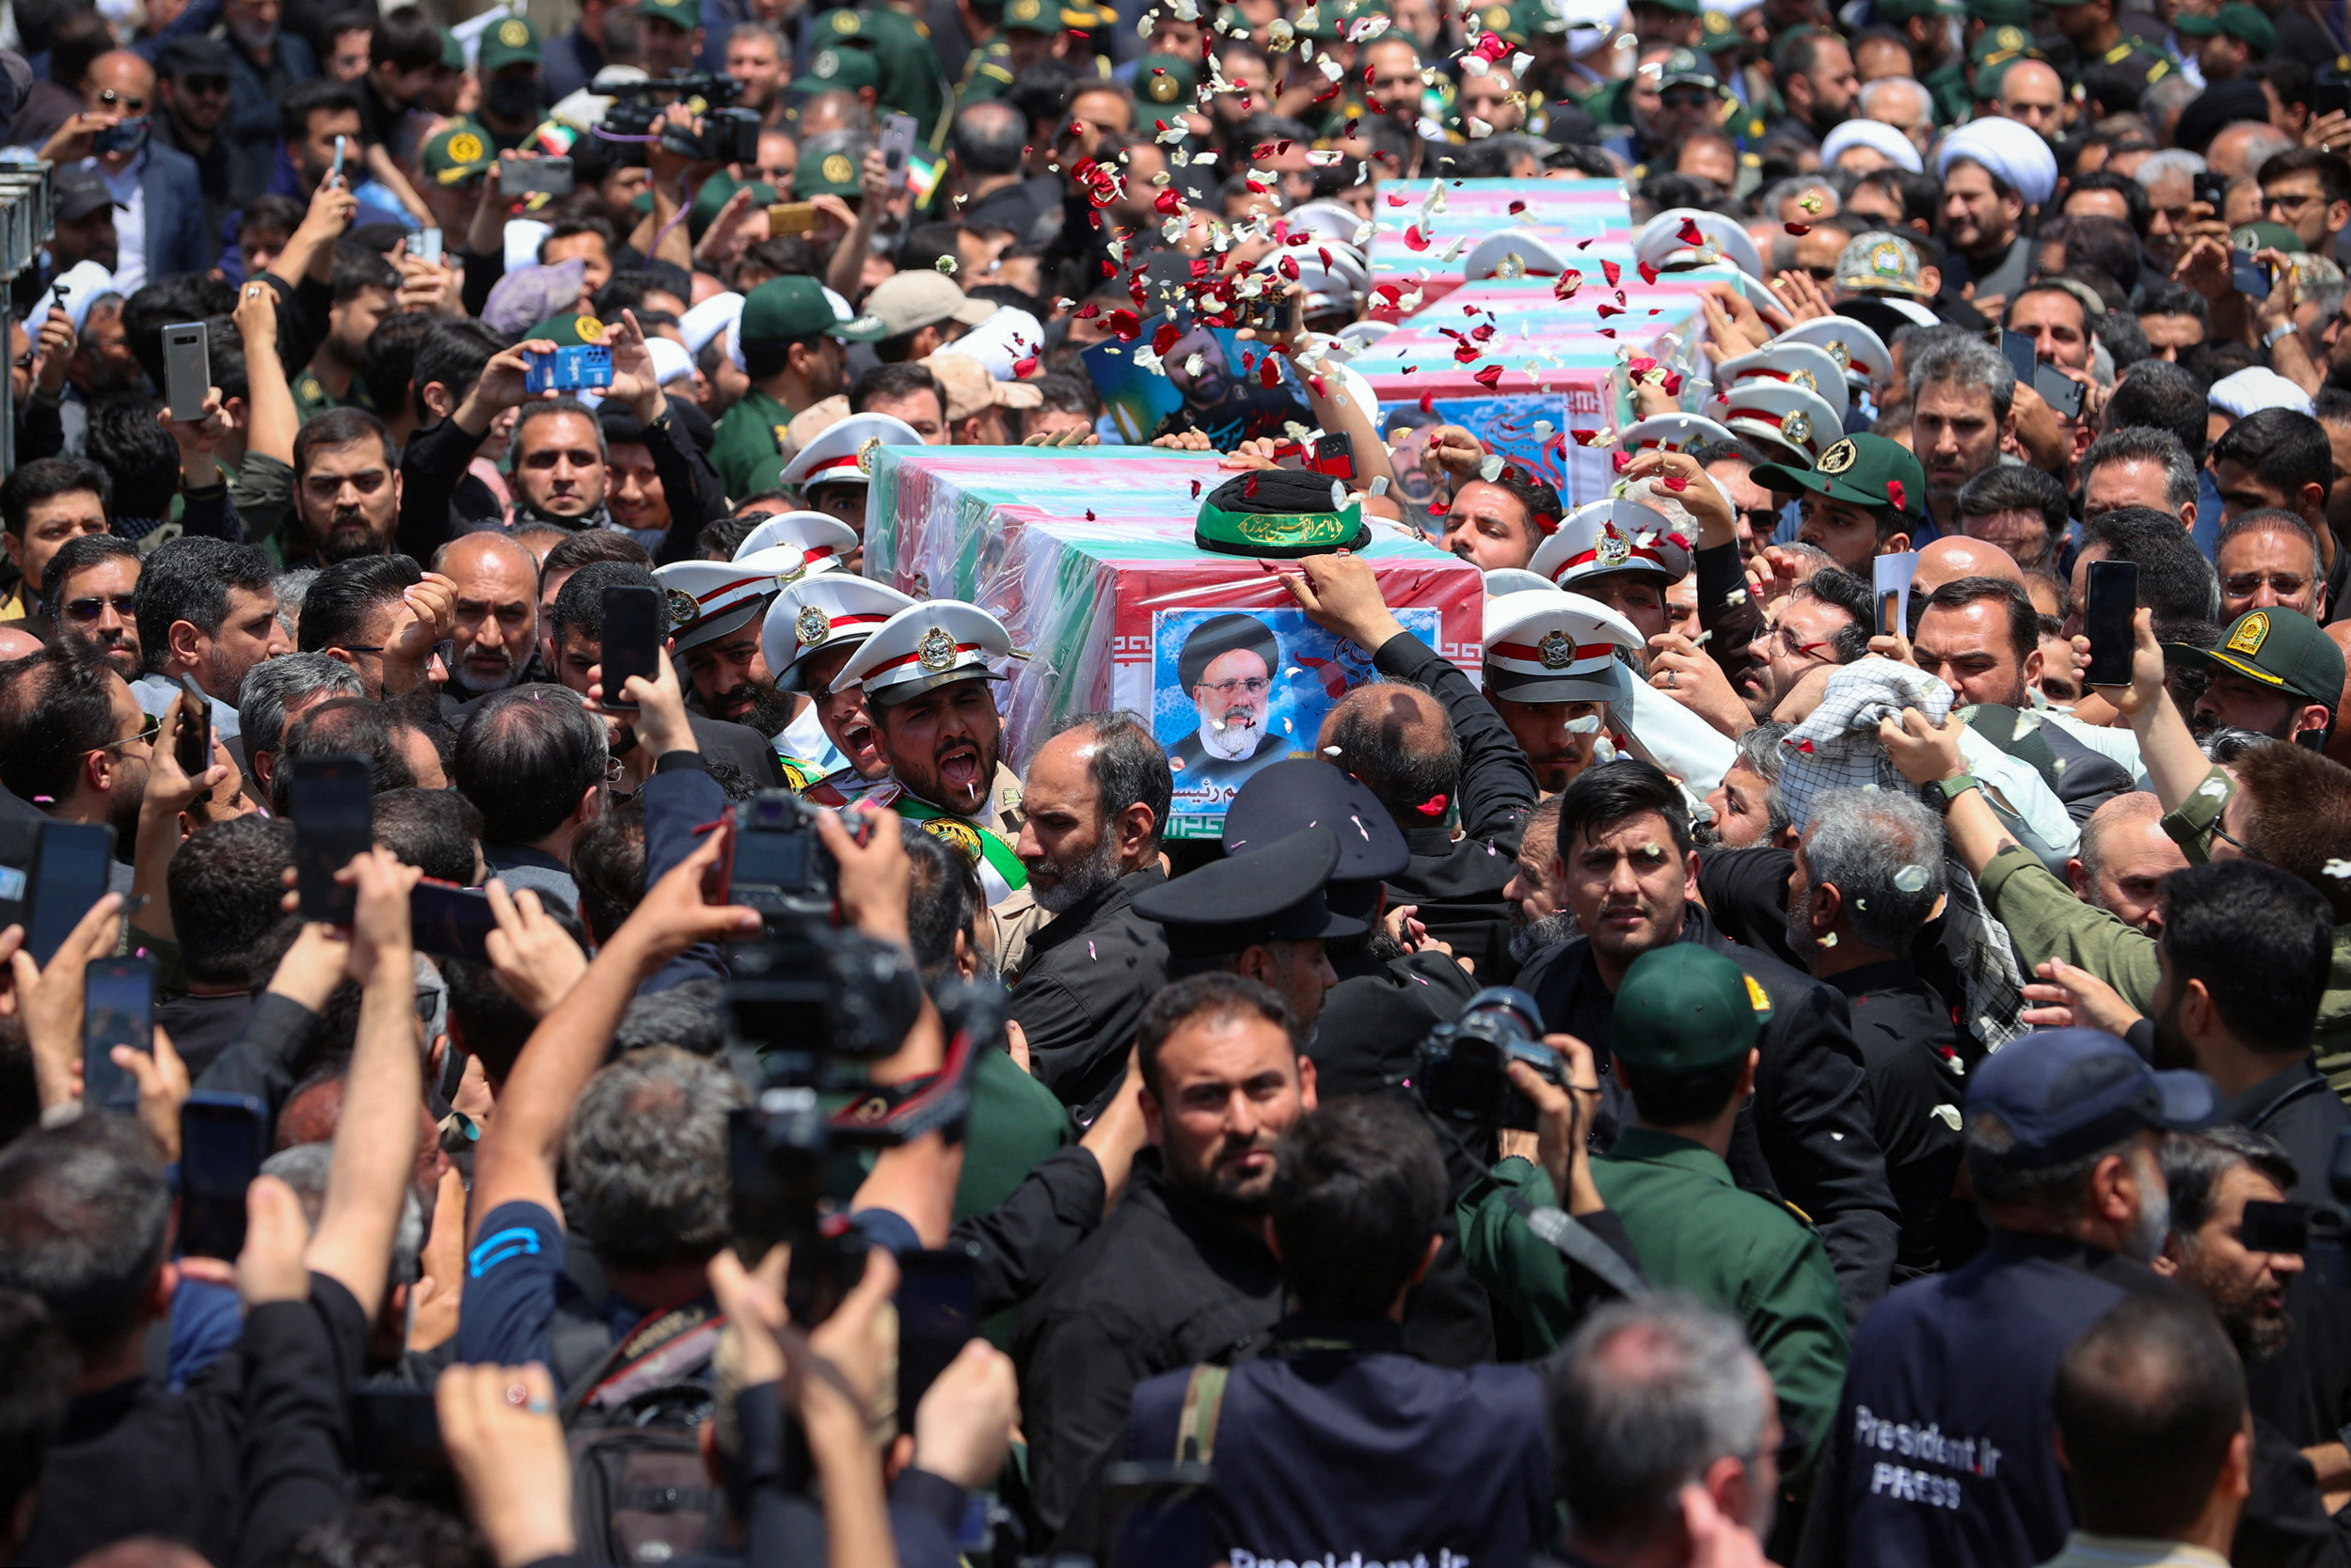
top-left (0, 164), bottom-right (55, 475)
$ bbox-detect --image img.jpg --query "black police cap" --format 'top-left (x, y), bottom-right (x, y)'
top-left (1133, 824), bottom-right (1365, 956)
top-left (1224, 758), bottom-right (1408, 882)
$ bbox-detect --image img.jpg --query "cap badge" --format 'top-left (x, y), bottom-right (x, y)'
top-left (2228, 611), bottom-right (2271, 656)
top-left (1537, 628), bottom-right (1575, 669)
top-left (916, 626), bottom-right (957, 672)
top-left (1782, 410), bottom-right (1812, 449)
top-left (1816, 438), bottom-right (1857, 475)
top-left (797, 605), bottom-right (831, 646)
top-left (1147, 69), bottom-right (1181, 102)
top-left (1012, 0), bottom-right (1040, 17)
top-left (1996, 24), bottom-right (2022, 46)
top-left (575, 315), bottom-right (606, 343)
top-left (832, 8), bottom-right (861, 30)
top-left (447, 131), bottom-right (484, 164)
top-left (814, 47), bottom-right (840, 74)
top-left (499, 19), bottom-right (530, 45)
top-left (1871, 242), bottom-right (1905, 278)
top-left (1788, 368), bottom-right (1817, 392)
top-left (1596, 523), bottom-right (1631, 566)
top-left (1484, 4), bottom-right (1509, 24)
top-left (857, 436), bottom-right (882, 474)
top-left (822, 153), bottom-right (855, 184)
top-left (664, 588), bottom-right (701, 631)
top-left (1824, 340), bottom-right (1851, 369)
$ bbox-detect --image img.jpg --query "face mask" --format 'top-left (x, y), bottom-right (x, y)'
top-left (486, 74), bottom-right (541, 121)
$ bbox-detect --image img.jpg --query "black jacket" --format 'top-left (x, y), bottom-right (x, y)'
top-left (1370, 630), bottom-right (1538, 984)
top-left (1823, 958), bottom-right (1971, 1281)
top-left (1009, 868), bottom-right (1169, 1117)
top-left (1516, 901), bottom-right (1899, 1322)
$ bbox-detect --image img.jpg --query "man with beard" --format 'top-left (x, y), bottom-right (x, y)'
top-left (1485, 760), bottom-right (1900, 1321)
top-left (2176, 606), bottom-right (2343, 749)
top-left (545, 562), bottom-right (787, 791)
top-left (214, 0), bottom-right (317, 202)
top-left (2068, 791), bottom-right (2189, 938)
top-left (1906, 337), bottom-right (2016, 544)
top-left (128, 537), bottom-right (290, 753)
top-left (711, 277), bottom-right (886, 503)
top-left (433, 532), bottom-right (541, 702)
top-left (0, 458), bottom-right (111, 626)
top-left (652, 549), bottom-right (811, 740)
top-left (763, 571), bottom-right (916, 795)
top-left (1015, 972), bottom-right (1319, 1548)
top-left (1529, 498), bottom-right (1692, 647)
top-left (1763, 32), bottom-right (1859, 150)
top-left (1799, 1027), bottom-right (2220, 1568)
top-left (289, 408), bottom-right (401, 567)
top-left (834, 599), bottom-right (1031, 902)
top-left (0, 649), bottom-right (163, 887)
top-left (1005, 712), bottom-right (1172, 1115)
top-left (1757, 434), bottom-right (1927, 582)
top-left (1782, 788), bottom-right (1971, 1280)
top-left (1484, 590), bottom-right (1643, 796)
top-left (2147, 863), bottom-right (2346, 1204)
top-left (1168, 612), bottom-right (1289, 800)
top-left (2210, 410), bottom-right (2348, 618)
top-left (1732, 571), bottom-right (1870, 721)
top-left (43, 536), bottom-right (141, 681)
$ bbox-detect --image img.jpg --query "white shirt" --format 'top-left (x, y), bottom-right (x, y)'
top-left (88, 150), bottom-right (146, 296)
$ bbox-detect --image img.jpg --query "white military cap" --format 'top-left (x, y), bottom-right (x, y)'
top-left (832, 598), bottom-right (1016, 705)
top-left (1530, 498), bottom-right (1692, 587)
top-left (762, 574), bottom-right (918, 692)
top-left (1482, 567), bottom-right (1557, 596)
top-left (733, 511), bottom-right (862, 572)
top-left (1462, 229), bottom-right (1574, 281)
top-left (1712, 341), bottom-right (1850, 419)
top-left (1634, 208), bottom-right (1765, 282)
top-left (1771, 315), bottom-right (1892, 393)
top-left (1715, 381), bottom-right (1842, 469)
top-left (1485, 589), bottom-right (1643, 704)
top-left (778, 411), bottom-right (928, 495)
top-left (654, 544), bottom-right (809, 651)
top-left (1620, 412), bottom-right (1739, 455)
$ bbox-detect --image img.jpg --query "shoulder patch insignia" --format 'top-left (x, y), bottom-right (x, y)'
top-left (1744, 974), bottom-right (1772, 1014)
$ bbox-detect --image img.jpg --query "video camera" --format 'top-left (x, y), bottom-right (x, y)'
top-left (600, 73), bottom-right (762, 166)
top-left (1414, 986), bottom-right (1561, 1135)
top-left (722, 790), bottom-right (995, 1324)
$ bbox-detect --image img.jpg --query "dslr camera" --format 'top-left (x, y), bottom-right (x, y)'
top-left (602, 73), bottom-right (761, 165)
top-left (1414, 986), bottom-right (1561, 1134)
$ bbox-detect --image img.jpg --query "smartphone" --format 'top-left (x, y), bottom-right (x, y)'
top-left (289, 753), bottom-right (374, 923)
top-left (416, 227), bottom-right (443, 265)
top-left (767, 200), bottom-right (818, 234)
top-left (2194, 169), bottom-right (2228, 213)
top-left (94, 116), bottom-right (148, 154)
top-left (82, 955), bottom-right (152, 1114)
top-left (1307, 431), bottom-right (1357, 481)
top-left (410, 879), bottom-right (497, 963)
top-left (180, 1091), bottom-right (267, 1259)
top-left (895, 1244), bottom-right (979, 1432)
top-left (2241, 1198), bottom-right (2311, 1254)
top-left (1873, 550), bottom-right (1918, 638)
top-left (436, 1038), bottom-right (470, 1107)
top-left (498, 156), bottom-right (575, 198)
top-left (330, 134), bottom-right (346, 186)
top-left (599, 585), bottom-right (663, 711)
top-left (2083, 558), bottom-right (2139, 689)
top-left (175, 673), bottom-right (210, 777)
top-left (26, 820), bottom-right (114, 966)
top-left (880, 113), bottom-right (917, 192)
top-left (162, 320), bottom-right (207, 422)
top-left (2231, 250), bottom-right (2275, 301)
top-left (1998, 328), bottom-right (2038, 384)
top-left (2033, 362), bottom-right (2086, 421)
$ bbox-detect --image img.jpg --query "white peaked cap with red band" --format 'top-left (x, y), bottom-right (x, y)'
top-left (1482, 567), bottom-right (1556, 597)
top-left (1715, 381), bottom-right (1841, 470)
top-left (1484, 589), bottom-right (1642, 705)
top-left (1530, 498), bottom-right (1692, 588)
top-left (733, 511), bottom-right (862, 573)
top-left (763, 573), bottom-right (918, 693)
top-left (779, 411), bottom-right (928, 495)
top-left (1462, 229), bottom-right (1574, 281)
top-left (653, 546), bottom-right (810, 652)
top-left (1619, 412), bottom-right (1739, 455)
top-left (1771, 315), bottom-right (1891, 392)
top-left (1634, 208), bottom-right (1766, 283)
top-left (1711, 341), bottom-right (1850, 420)
top-left (831, 598), bottom-right (1015, 705)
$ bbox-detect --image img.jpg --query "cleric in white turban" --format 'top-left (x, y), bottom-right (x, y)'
top-left (1820, 117), bottom-right (1923, 174)
top-left (1936, 116), bottom-right (2059, 210)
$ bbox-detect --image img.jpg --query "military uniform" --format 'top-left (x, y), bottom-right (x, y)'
top-left (712, 388), bottom-right (798, 503)
top-left (815, 6), bottom-right (952, 145)
top-left (2088, 31), bottom-right (2176, 91)
top-left (292, 371), bottom-right (347, 423)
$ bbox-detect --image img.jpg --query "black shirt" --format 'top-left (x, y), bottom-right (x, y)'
top-left (157, 990), bottom-right (256, 1080)
top-left (2225, 1056), bottom-right (2350, 1201)
top-left (1823, 958), bottom-right (1970, 1280)
top-left (1007, 868), bottom-right (1169, 1117)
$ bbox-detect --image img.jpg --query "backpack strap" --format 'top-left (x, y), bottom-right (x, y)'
top-left (1173, 1363), bottom-right (1230, 1466)
top-left (560, 1300), bottom-right (725, 1425)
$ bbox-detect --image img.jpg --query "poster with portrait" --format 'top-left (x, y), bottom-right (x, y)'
top-left (1084, 316), bottom-right (1314, 449)
top-left (1152, 604), bottom-right (1442, 819)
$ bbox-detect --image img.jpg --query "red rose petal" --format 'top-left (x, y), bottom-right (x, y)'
top-left (1013, 356), bottom-right (1039, 376)
top-left (1676, 217), bottom-right (1705, 245)
top-left (1472, 364), bottom-right (1504, 388)
top-left (1886, 480), bottom-right (1906, 510)
top-left (1601, 260), bottom-right (1622, 286)
top-left (1661, 474), bottom-right (1690, 491)
top-left (1152, 322), bottom-right (1182, 356)
top-left (1785, 222), bottom-right (1809, 236)
top-left (1419, 390), bottom-right (1436, 413)
top-left (1260, 356), bottom-right (1282, 388)
top-left (1638, 261), bottom-right (1659, 284)
top-left (1405, 225), bottom-right (1430, 251)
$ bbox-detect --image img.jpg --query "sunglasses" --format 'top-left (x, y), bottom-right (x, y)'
top-left (94, 709), bottom-right (161, 752)
top-left (62, 593), bottom-right (134, 623)
top-left (94, 88), bottom-right (149, 112)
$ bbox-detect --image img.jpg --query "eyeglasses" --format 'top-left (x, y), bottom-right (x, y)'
top-left (1737, 506), bottom-right (1780, 537)
top-left (2223, 572), bottom-right (2311, 598)
top-left (2211, 817), bottom-right (2258, 859)
top-left (94, 710), bottom-right (161, 752)
top-left (1767, 624), bottom-right (1835, 661)
top-left (2264, 191), bottom-right (2317, 215)
top-left (93, 89), bottom-right (148, 112)
top-left (1199, 676), bottom-right (1271, 696)
top-left (62, 594), bottom-right (134, 623)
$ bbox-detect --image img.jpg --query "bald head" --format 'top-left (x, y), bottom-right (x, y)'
top-left (2205, 120), bottom-right (2295, 181)
top-left (435, 531), bottom-right (540, 694)
top-left (1320, 681), bottom-right (1461, 826)
top-left (87, 51), bottom-right (154, 104)
top-left (0, 626), bottom-right (47, 663)
top-left (71, 1542), bottom-right (213, 1568)
top-left (1914, 534), bottom-right (2027, 594)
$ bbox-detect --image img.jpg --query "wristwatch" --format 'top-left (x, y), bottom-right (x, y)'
top-left (2265, 322), bottom-right (2299, 349)
top-left (1927, 774), bottom-right (1983, 811)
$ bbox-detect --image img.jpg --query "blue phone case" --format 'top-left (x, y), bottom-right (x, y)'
top-left (525, 344), bottom-right (612, 394)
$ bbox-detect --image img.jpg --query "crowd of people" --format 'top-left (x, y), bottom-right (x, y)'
top-left (7, 0), bottom-right (2351, 1562)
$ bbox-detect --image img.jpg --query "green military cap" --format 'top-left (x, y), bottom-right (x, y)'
top-left (2176, 2), bottom-right (2275, 50)
top-left (1636, 0), bottom-right (1705, 13)
top-left (1699, 7), bottom-right (1738, 47)
top-left (1969, 24), bottom-right (2041, 65)
top-left (522, 312), bottom-right (616, 347)
top-left (1614, 946), bottom-right (1765, 1079)
top-left (1878, 0), bottom-right (1962, 17)
top-left (1752, 434), bottom-right (1927, 520)
top-left (820, 6), bottom-right (873, 39)
top-left (1658, 47), bottom-right (1725, 91)
top-left (438, 25), bottom-right (465, 71)
top-left (1062, 0), bottom-right (1116, 24)
top-left (792, 133), bottom-right (866, 198)
top-left (1469, 0), bottom-right (1521, 40)
top-left (690, 171), bottom-right (779, 239)
top-left (421, 124), bottom-right (495, 186)
top-left (2232, 219), bottom-right (2306, 253)
top-left (478, 14), bottom-right (542, 71)
top-left (739, 275), bottom-right (887, 346)
top-left (642, 0), bottom-right (705, 28)
top-left (1968, 0), bottom-right (2031, 22)
top-left (1195, 468), bottom-right (1370, 558)
top-left (1134, 52), bottom-right (1199, 116)
top-left (794, 43), bottom-right (882, 93)
top-left (2167, 609), bottom-right (2347, 708)
top-left (1001, 0), bottom-right (1060, 32)
top-left (1514, 0), bottom-right (1571, 36)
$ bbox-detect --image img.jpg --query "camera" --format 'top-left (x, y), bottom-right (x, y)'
top-left (1414, 986), bottom-right (1559, 1133)
top-left (599, 74), bottom-right (762, 165)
